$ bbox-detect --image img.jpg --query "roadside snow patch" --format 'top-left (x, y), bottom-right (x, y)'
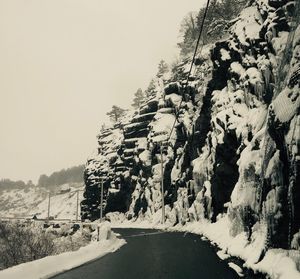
top-left (217, 250), bottom-right (231, 260)
top-left (0, 222), bottom-right (126, 279)
top-left (228, 262), bottom-right (244, 277)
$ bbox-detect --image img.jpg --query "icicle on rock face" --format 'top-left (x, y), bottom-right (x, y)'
top-left (81, 0), bottom-right (300, 257)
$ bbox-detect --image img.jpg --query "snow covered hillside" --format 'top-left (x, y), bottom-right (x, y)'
top-left (0, 183), bottom-right (84, 220)
top-left (81, 0), bottom-right (300, 277)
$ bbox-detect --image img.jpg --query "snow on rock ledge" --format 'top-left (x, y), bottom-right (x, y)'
top-left (82, 0), bottom-right (300, 278)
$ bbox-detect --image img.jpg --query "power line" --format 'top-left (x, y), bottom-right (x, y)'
top-left (166, 0), bottom-right (211, 144)
top-left (158, 0), bottom-right (212, 224)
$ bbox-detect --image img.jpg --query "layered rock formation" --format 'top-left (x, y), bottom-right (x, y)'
top-left (82, 0), bottom-right (300, 256)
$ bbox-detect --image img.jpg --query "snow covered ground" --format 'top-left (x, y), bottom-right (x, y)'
top-left (108, 213), bottom-right (300, 279)
top-left (0, 184), bottom-right (84, 220)
top-left (0, 222), bottom-right (126, 279)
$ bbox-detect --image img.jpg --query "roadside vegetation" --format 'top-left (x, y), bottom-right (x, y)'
top-left (0, 221), bottom-right (90, 269)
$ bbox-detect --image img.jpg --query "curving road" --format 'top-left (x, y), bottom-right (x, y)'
top-left (52, 228), bottom-right (265, 279)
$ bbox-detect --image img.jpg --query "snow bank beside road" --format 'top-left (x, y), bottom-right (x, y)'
top-left (172, 218), bottom-right (300, 279)
top-left (109, 213), bottom-right (300, 279)
top-left (0, 222), bottom-right (126, 279)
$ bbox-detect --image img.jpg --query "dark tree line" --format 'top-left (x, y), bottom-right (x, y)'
top-left (0, 165), bottom-right (85, 191)
top-left (37, 165), bottom-right (84, 188)
top-left (0, 179), bottom-right (34, 190)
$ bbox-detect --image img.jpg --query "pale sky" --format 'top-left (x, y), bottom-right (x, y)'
top-left (0, 0), bottom-right (203, 183)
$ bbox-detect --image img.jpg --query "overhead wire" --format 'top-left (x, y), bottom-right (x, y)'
top-left (165, 0), bottom-right (212, 145)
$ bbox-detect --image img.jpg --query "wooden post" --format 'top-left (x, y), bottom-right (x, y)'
top-left (47, 192), bottom-right (51, 221)
top-left (76, 190), bottom-right (79, 221)
top-left (100, 178), bottom-right (104, 222)
top-left (160, 144), bottom-right (165, 224)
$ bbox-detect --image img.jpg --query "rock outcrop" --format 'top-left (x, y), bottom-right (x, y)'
top-left (81, 0), bottom-right (300, 255)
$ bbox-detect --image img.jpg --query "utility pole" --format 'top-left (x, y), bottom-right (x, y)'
top-left (76, 190), bottom-right (79, 222)
top-left (100, 178), bottom-right (104, 222)
top-left (74, 189), bottom-right (84, 222)
top-left (47, 192), bottom-right (51, 221)
top-left (160, 143), bottom-right (165, 224)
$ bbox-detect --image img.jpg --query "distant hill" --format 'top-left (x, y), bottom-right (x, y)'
top-left (0, 165), bottom-right (85, 218)
top-left (0, 164), bottom-right (84, 192)
top-left (0, 184), bottom-right (84, 219)
top-left (37, 165), bottom-right (85, 189)
top-left (0, 179), bottom-right (34, 191)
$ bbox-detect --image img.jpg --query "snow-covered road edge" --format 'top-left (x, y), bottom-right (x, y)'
top-left (0, 223), bottom-right (126, 279)
top-left (110, 217), bottom-right (300, 279)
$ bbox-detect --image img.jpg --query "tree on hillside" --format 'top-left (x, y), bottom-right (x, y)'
top-left (178, 11), bottom-right (199, 56)
top-left (37, 165), bottom-right (84, 188)
top-left (0, 179), bottom-right (27, 190)
top-left (144, 79), bottom-right (157, 98)
top-left (131, 88), bottom-right (145, 109)
top-left (26, 180), bottom-right (35, 187)
top-left (38, 174), bottom-right (48, 188)
top-left (178, 0), bottom-right (247, 56)
top-left (106, 105), bottom-right (127, 123)
top-left (156, 60), bottom-right (169, 78)
top-left (100, 123), bottom-right (106, 132)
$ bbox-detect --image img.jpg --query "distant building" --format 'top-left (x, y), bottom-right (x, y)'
top-left (59, 184), bottom-right (71, 194)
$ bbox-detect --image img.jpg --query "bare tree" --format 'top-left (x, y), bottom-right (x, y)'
top-left (0, 222), bottom-right (55, 268)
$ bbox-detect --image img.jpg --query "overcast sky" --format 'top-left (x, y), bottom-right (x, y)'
top-left (0, 0), bottom-right (202, 183)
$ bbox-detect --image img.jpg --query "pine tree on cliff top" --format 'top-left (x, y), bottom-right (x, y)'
top-left (132, 88), bottom-right (145, 109)
top-left (156, 59), bottom-right (169, 78)
top-left (106, 105), bottom-right (126, 123)
top-left (145, 79), bottom-right (157, 98)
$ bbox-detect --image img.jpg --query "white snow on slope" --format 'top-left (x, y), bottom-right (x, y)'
top-left (35, 189), bottom-right (84, 220)
top-left (0, 188), bottom-right (46, 217)
top-left (0, 184), bottom-right (84, 220)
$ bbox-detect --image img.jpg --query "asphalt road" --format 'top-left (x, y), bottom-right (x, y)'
top-left (52, 228), bottom-right (264, 279)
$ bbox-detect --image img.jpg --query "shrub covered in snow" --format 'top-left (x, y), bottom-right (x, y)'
top-left (0, 221), bottom-right (55, 269)
top-left (0, 221), bottom-right (91, 270)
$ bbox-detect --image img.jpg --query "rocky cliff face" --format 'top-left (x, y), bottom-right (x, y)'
top-left (82, 0), bottom-right (300, 254)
